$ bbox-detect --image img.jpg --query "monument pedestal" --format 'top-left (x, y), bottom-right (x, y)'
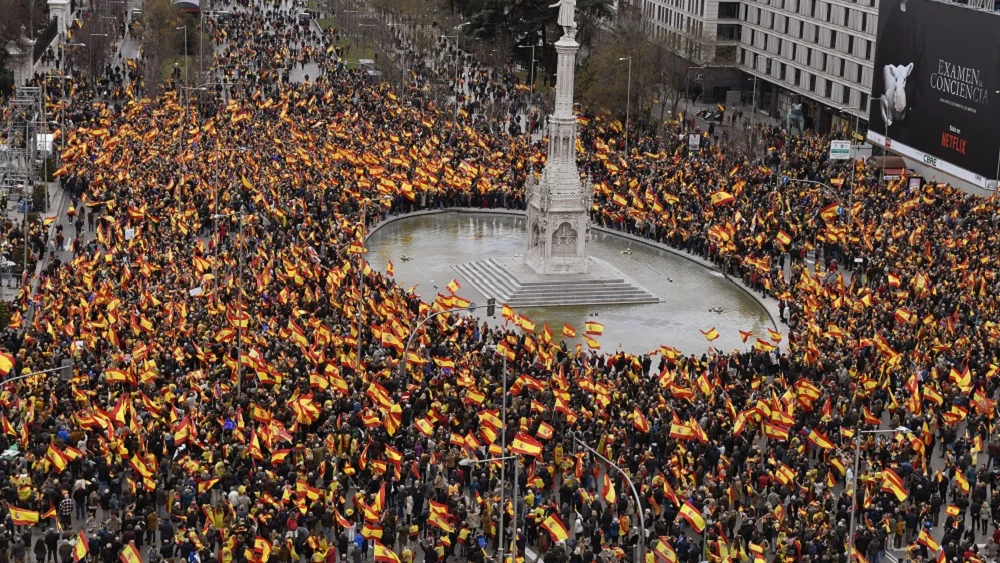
top-left (454, 256), bottom-right (658, 308)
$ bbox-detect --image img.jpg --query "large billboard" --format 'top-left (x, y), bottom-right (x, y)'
top-left (867, 0), bottom-right (1000, 189)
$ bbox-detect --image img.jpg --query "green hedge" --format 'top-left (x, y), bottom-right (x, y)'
top-left (32, 184), bottom-right (48, 213)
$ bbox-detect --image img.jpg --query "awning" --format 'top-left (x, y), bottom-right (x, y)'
top-left (867, 155), bottom-right (907, 170)
top-left (171, 0), bottom-right (199, 11)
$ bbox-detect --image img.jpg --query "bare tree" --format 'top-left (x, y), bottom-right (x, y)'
top-left (139, 0), bottom-right (185, 95)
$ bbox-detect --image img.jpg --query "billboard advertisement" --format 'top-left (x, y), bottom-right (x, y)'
top-left (867, 0), bottom-right (1000, 189)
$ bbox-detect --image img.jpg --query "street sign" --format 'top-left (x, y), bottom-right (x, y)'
top-left (688, 133), bottom-right (701, 152)
top-left (830, 140), bottom-right (851, 160)
top-left (781, 175), bottom-right (789, 185)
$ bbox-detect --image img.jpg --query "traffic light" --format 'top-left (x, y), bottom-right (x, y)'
top-left (486, 298), bottom-right (496, 317)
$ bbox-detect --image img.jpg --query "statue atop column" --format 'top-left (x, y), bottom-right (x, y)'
top-left (550, 0), bottom-right (577, 32)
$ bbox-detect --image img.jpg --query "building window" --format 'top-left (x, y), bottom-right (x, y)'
top-left (813, 24), bottom-right (819, 42)
top-left (860, 92), bottom-right (869, 111)
top-left (766, 58), bottom-right (773, 75)
top-left (820, 51), bottom-right (827, 71)
top-left (861, 11), bottom-right (867, 32)
top-left (806, 47), bottom-right (812, 66)
top-left (810, 0), bottom-right (816, 16)
top-left (865, 40), bottom-right (872, 60)
top-left (847, 34), bottom-right (854, 55)
top-left (791, 42), bottom-right (797, 60)
top-left (842, 86), bottom-right (851, 104)
top-left (824, 79), bottom-right (832, 98)
top-left (839, 58), bottom-right (846, 76)
top-left (795, 67), bottom-right (802, 85)
top-left (830, 29), bottom-right (837, 50)
top-left (809, 74), bottom-right (817, 91)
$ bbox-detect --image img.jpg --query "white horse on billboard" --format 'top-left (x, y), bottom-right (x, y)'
top-left (881, 63), bottom-right (913, 127)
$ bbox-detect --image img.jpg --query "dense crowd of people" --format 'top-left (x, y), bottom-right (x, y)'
top-left (2, 2), bottom-right (1000, 563)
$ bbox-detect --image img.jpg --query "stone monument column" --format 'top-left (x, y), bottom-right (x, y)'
top-left (523, 1), bottom-right (593, 275)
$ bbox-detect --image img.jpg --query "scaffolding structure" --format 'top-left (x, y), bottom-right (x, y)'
top-left (0, 86), bottom-right (44, 198)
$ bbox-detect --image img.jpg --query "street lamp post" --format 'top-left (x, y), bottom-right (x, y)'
top-left (0, 365), bottom-right (71, 386)
top-left (482, 344), bottom-right (510, 562)
top-left (199, 11), bottom-right (230, 82)
top-left (398, 304), bottom-right (479, 381)
top-left (211, 147), bottom-right (249, 300)
top-left (443, 34), bottom-right (460, 130)
top-left (63, 42), bottom-right (86, 75)
top-left (176, 26), bottom-right (189, 88)
top-left (213, 212), bottom-right (248, 397)
top-left (684, 65), bottom-right (709, 119)
top-left (355, 195), bottom-right (395, 375)
top-left (574, 435), bottom-right (646, 563)
top-left (518, 44), bottom-right (537, 107)
top-left (44, 74), bottom-right (71, 152)
top-left (847, 427), bottom-right (911, 563)
top-left (619, 56), bottom-right (632, 155)
top-left (748, 75), bottom-right (758, 150)
top-left (462, 455), bottom-right (520, 562)
top-left (835, 106), bottom-right (860, 219)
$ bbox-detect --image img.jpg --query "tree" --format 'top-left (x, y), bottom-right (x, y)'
top-left (71, 11), bottom-right (116, 78)
top-left (467, 0), bottom-right (612, 76)
top-left (577, 2), bottom-right (721, 125)
top-left (138, 0), bottom-right (186, 95)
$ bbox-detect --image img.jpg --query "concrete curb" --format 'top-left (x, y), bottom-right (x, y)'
top-left (367, 207), bottom-right (784, 334)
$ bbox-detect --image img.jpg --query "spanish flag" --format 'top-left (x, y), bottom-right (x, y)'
top-left (562, 323), bottom-right (577, 338)
top-left (632, 408), bottom-right (650, 433)
top-left (654, 538), bottom-right (677, 563)
top-left (73, 531), bottom-right (89, 562)
top-left (0, 351), bottom-right (15, 376)
top-left (374, 543), bottom-right (400, 563)
top-left (585, 321), bottom-right (604, 335)
top-left (602, 473), bottom-right (617, 505)
top-left (763, 422), bottom-right (790, 441)
top-left (361, 523), bottom-right (383, 540)
top-left (540, 513), bottom-right (570, 542)
top-left (917, 530), bottom-right (939, 552)
top-left (775, 230), bottom-right (792, 247)
top-left (9, 507), bottom-right (39, 525)
top-left (254, 537), bottom-right (272, 563)
top-left (119, 542), bottom-right (142, 563)
top-left (197, 477), bottom-right (220, 494)
top-left (583, 335), bottom-right (601, 350)
top-left (678, 501), bottom-right (706, 533)
top-left (819, 203), bottom-right (839, 222)
top-left (955, 468), bottom-right (970, 493)
top-left (711, 191), bottom-right (735, 206)
top-left (807, 429), bottom-right (835, 449)
top-left (881, 468), bottom-right (908, 501)
top-left (511, 433), bottom-right (544, 457)
top-left (700, 327), bottom-right (720, 341)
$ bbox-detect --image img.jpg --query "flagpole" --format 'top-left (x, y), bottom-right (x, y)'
top-left (398, 304), bottom-right (479, 381)
top-left (573, 435), bottom-right (646, 563)
top-left (1, 365), bottom-right (66, 385)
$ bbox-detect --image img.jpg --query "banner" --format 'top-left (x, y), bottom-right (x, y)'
top-left (867, 0), bottom-right (1000, 188)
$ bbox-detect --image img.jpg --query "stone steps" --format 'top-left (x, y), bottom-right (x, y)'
top-left (453, 258), bottom-right (659, 308)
